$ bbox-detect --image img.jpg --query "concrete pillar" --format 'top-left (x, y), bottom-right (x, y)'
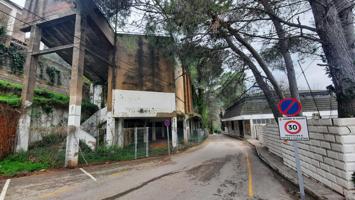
top-left (93, 84), bottom-right (103, 108)
top-left (16, 25), bottom-right (41, 152)
top-left (106, 112), bottom-right (115, 146)
top-left (152, 122), bottom-right (157, 142)
top-left (250, 119), bottom-right (256, 139)
top-left (162, 123), bottom-right (165, 138)
top-left (116, 118), bottom-right (124, 147)
top-left (65, 14), bottom-right (86, 168)
top-left (172, 117), bottom-right (178, 148)
top-left (183, 116), bottom-right (189, 144)
top-left (225, 122), bottom-right (229, 134)
top-left (7, 9), bottom-right (16, 33)
top-left (106, 62), bottom-right (115, 145)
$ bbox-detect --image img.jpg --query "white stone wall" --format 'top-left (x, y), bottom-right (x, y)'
top-left (29, 106), bottom-right (68, 143)
top-left (260, 118), bottom-right (355, 198)
top-left (263, 123), bottom-right (283, 158)
top-left (253, 124), bottom-right (266, 144)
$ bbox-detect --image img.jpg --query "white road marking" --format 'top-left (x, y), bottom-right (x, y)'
top-left (0, 179), bottom-right (11, 200)
top-left (79, 168), bottom-right (97, 182)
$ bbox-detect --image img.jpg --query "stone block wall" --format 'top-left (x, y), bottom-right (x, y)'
top-left (263, 123), bottom-right (283, 158)
top-left (29, 106), bottom-right (68, 143)
top-left (253, 124), bottom-right (266, 144)
top-left (261, 118), bottom-right (355, 198)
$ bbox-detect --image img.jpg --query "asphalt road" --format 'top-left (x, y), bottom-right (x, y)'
top-left (3, 135), bottom-right (304, 200)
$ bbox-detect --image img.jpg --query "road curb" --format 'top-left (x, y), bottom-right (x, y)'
top-left (247, 139), bottom-right (344, 200)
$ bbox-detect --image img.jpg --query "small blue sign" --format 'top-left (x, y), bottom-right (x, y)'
top-left (278, 98), bottom-right (302, 117)
top-left (164, 119), bottom-right (171, 127)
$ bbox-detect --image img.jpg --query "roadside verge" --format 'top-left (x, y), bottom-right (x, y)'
top-left (247, 139), bottom-right (344, 200)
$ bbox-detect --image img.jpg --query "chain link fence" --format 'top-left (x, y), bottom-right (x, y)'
top-left (177, 128), bottom-right (209, 150)
top-left (80, 126), bottom-right (208, 164)
top-left (0, 121), bottom-right (208, 176)
top-left (124, 127), bottom-right (172, 159)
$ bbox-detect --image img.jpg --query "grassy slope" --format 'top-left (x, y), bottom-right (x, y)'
top-left (0, 79), bottom-right (98, 113)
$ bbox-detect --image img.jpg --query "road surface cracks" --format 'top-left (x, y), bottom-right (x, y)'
top-left (4, 135), bottom-right (303, 200)
top-left (186, 155), bottom-right (234, 183)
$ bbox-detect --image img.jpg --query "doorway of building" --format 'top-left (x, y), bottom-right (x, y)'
top-left (238, 121), bottom-right (244, 138)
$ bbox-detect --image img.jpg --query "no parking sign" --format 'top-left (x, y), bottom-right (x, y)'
top-left (278, 117), bottom-right (309, 141)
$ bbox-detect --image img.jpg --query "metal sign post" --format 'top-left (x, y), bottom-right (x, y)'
top-left (292, 141), bottom-right (305, 200)
top-left (278, 98), bottom-right (307, 200)
top-left (146, 127), bottom-right (149, 157)
top-left (164, 119), bottom-right (171, 155)
top-left (134, 127), bottom-right (137, 159)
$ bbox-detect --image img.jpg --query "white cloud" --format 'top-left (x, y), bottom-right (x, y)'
top-left (10, 0), bottom-right (25, 7)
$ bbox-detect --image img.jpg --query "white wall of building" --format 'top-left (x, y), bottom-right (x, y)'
top-left (112, 89), bottom-right (176, 118)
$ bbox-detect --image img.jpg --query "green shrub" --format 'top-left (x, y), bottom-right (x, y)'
top-left (30, 134), bottom-right (66, 149)
top-left (0, 151), bottom-right (49, 176)
top-left (0, 135), bottom-right (66, 176)
top-left (78, 145), bottom-right (135, 164)
top-left (0, 94), bottom-right (21, 107)
top-left (0, 44), bottom-right (25, 74)
top-left (0, 160), bottom-right (49, 176)
top-left (0, 80), bottom-right (22, 95)
top-left (0, 80), bottom-right (98, 115)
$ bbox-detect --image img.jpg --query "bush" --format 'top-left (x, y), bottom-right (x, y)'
top-left (30, 134), bottom-right (66, 149)
top-left (0, 134), bottom-right (66, 176)
top-left (0, 94), bottom-right (21, 107)
top-left (0, 80), bottom-right (98, 116)
top-left (79, 144), bottom-right (135, 164)
top-left (0, 151), bottom-right (49, 176)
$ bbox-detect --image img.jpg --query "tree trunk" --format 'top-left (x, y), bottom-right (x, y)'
top-left (333, 0), bottom-right (355, 59)
top-left (224, 25), bottom-right (284, 100)
top-left (196, 66), bottom-right (204, 115)
top-left (224, 35), bottom-right (281, 119)
top-left (309, 0), bottom-right (355, 117)
top-left (259, 0), bottom-right (300, 102)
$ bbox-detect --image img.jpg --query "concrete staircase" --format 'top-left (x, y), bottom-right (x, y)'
top-left (78, 107), bottom-right (107, 150)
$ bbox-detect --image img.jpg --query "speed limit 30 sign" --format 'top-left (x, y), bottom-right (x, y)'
top-left (278, 117), bottom-right (309, 141)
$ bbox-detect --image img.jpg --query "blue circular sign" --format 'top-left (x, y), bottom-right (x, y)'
top-left (164, 119), bottom-right (171, 127)
top-left (278, 98), bottom-right (302, 117)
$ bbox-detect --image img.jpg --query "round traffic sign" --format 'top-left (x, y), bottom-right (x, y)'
top-left (164, 119), bottom-right (171, 127)
top-left (278, 98), bottom-right (302, 117)
top-left (284, 120), bottom-right (302, 134)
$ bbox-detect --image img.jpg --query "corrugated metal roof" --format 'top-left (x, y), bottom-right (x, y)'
top-left (223, 91), bottom-right (337, 119)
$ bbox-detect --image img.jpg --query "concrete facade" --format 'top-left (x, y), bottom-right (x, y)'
top-left (0, 0), bottom-right (25, 45)
top-left (257, 118), bottom-right (355, 199)
top-left (29, 106), bottom-right (68, 143)
top-left (17, 0), bottom-right (201, 167)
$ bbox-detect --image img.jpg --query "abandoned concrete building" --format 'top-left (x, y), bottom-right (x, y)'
top-left (0, 0), bottom-right (74, 94)
top-left (222, 91), bottom-right (337, 139)
top-left (12, 0), bottom-right (201, 167)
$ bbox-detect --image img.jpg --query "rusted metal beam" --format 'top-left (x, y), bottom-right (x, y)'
top-left (32, 44), bottom-right (74, 56)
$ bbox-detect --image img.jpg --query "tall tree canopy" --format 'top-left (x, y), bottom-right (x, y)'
top-left (117, 0), bottom-right (354, 118)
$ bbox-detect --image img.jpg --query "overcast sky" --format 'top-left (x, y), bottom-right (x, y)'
top-left (9, 0), bottom-right (332, 91)
top-left (11, 0), bottom-right (24, 7)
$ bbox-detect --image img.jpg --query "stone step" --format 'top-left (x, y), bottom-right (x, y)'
top-left (78, 129), bottom-right (96, 150)
top-left (81, 107), bottom-right (107, 137)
